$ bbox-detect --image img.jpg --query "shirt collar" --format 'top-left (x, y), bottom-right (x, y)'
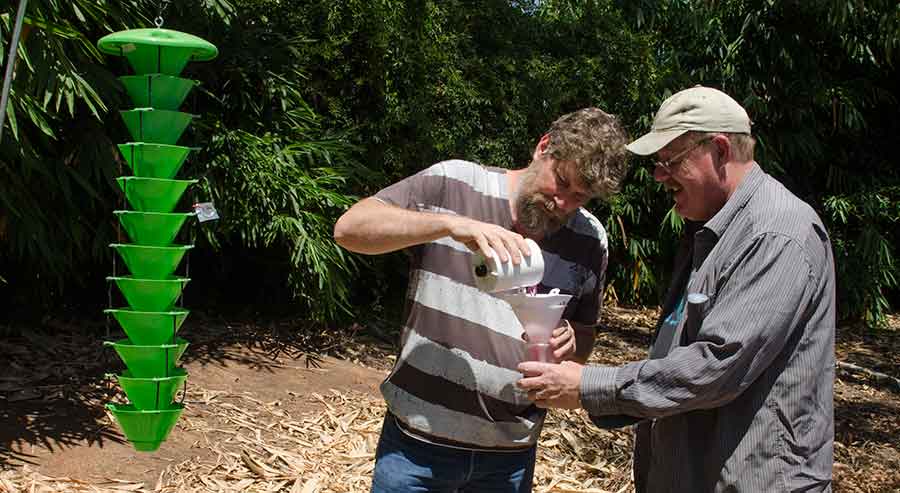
top-left (703, 162), bottom-right (764, 237)
top-left (692, 162), bottom-right (764, 269)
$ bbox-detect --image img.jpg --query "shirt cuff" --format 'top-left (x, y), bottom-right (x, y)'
top-left (580, 365), bottom-right (619, 415)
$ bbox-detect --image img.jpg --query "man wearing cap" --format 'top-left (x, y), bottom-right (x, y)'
top-left (517, 86), bottom-right (836, 492)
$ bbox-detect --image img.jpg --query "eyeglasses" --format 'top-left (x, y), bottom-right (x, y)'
top-left (654, 137), bottom-right (712, 173)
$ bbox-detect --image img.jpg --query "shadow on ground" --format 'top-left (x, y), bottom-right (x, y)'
top-left (0, 311), bottom-right (394, 468)
top-left (0, 327), bottom-right (124, 467)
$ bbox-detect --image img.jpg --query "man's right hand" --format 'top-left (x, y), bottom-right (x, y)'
top-left (444, 215), bottom-right (532, 265)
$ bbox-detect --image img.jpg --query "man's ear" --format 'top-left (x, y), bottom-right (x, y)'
top-left (533, 134), bottom-right (551, 161)
top-left (713, 134), bottom-right (731, 166)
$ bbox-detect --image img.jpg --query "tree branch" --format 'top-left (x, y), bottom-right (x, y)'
top-left (836, 361), bottom-right (900, 391)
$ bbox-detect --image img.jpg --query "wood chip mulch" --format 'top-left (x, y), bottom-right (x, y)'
top-left (2, 307), bottom-right (899, 492)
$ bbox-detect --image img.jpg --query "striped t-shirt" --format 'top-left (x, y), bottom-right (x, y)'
top-left (374, 159), bottom-right (609, 450)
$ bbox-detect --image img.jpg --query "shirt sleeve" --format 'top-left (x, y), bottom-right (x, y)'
top-left (374, 162), bottom-right (448, 211)
top-left (569, 245), bottom-right (607, 327)
top-left (580, 233), bottom-right (819, 418)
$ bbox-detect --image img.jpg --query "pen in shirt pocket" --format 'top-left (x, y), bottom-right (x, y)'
top-left (683, 292), bottom-right (710, 340)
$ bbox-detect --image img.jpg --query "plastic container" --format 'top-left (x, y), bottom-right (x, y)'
top-left (110, 244), bottom-right (193, 279)
top-left (97, 28), bottom-right (218, 76)
top-left (525, 343), bottom-right (553, 362)
top-left (120, 108), bottom-right (196, 145)
top-left (115, 369), bottom-right (187, 410)
top-left (472, 238), bottom-right (544, 292)
top-left (107, 276), bottom-right (190, 312)
top-left (104, 308), bottom-right (189, 346)
top-left (117, 143), bottom-right (194, 179)
top-left (111, 368), bottom-right (187, 411)
top-left (116, 177), bottom-right (198, 213)
top-left (115, 211), bottom-right (194, 247)
top-left (119, 74), bottom-right (197, 111)
top-left (105, 338), bottom-right (189, 378)
top-left (106, 403), bottom-right (185, 452)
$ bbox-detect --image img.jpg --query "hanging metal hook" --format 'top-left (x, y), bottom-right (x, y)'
top-left (155, 0), bottom-right (171, 28)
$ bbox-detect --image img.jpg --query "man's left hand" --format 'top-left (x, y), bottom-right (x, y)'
top-left (516, 360), bottom-right (584, 409)
top-left (549, 319), bottom-right (577, 361)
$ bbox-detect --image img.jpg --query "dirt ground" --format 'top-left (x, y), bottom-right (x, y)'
top-left (1, 308), bottom-right (898, 492)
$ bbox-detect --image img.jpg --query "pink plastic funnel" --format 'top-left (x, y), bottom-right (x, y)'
top-left (502, 290), bottom-right (572, 362)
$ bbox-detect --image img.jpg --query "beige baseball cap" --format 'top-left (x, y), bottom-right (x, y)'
top-left (626, 86), bottom-right (751, 156)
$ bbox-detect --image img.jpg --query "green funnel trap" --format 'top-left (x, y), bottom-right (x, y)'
top-left (99, 26), bottom-right (218, 456)
top-left (106, 403), bottom-right (185, 452)
top-left (116, 177), bottom-right (198, 213)
top-left (104, 338), bottom-right (189, 378)
top-left (117, 143), bottom-right (194, 179)
top-left (119, 74), bottom-right (197, 111)
top-left (108, 276), bottom-right (190, 312)
top-left (115, 211), bottom-right (194, 246)
top-left (97, 28), bottom-right (218, 76)
top-left (112, 369), bottom-right (187, 411)
top-left (120, 108), bottom-right (195, 145)
top-left (110, 244), bottom-right (193, 279)
top-left (105, 308), bottom-right (189, 346)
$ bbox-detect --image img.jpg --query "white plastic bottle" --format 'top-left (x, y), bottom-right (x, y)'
top-left (471, 238), bottom-right (544, 292)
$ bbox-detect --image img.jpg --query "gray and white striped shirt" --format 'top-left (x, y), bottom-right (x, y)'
top-left (581, 163), bottom-right (835, 492)
top-left (376, 160), bottom-right (608, 450)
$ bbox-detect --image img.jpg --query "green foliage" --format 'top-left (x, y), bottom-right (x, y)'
top-left (615, 0), bottom-right (899, 326)
top-left (195, 125), bottom-right (364, 319)
top-left (1, 0), bottom-right (367, 321)
top-left (1, 0), bottom-right (897, 328)
top-left (825, 188), bottom-right (899, 325)
top-left (0, 0), bottom-right (154, 309)
top-left (160, 0), bottom-right (370, 319)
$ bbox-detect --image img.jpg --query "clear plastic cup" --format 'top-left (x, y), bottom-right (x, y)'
top-left (525, 342), bottom-right (553, 362)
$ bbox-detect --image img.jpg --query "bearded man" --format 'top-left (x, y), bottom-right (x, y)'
top-left (334, 107), bottom-right (630, 493)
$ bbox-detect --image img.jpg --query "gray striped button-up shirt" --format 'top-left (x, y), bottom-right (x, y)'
top-left (581, 163), bottom-right (835, 492)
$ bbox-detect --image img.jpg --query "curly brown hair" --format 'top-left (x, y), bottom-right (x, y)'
top-left (544, 107), bottom-right (630, 200)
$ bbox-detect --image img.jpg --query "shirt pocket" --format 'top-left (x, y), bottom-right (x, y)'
top-left (681, 291), bottom-right (713, 342)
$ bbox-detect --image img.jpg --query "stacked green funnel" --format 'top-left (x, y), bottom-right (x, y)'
top-left (98, 28), bottom-right (217, 453)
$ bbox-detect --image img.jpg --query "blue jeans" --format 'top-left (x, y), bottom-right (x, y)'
top-left (371, 414), bottom-right (536, 493)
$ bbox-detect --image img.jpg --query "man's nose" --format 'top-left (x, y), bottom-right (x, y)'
top-left (553, 194), bottom-right (576, 214)
top-left (653, 164), bottom-right (670, 182)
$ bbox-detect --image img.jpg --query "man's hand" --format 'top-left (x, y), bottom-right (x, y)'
top-left (445, 215), bottom-right (532, 264)
top-left (550, 319), bottom-right (577, 361)
top-left (516, 360), bottom-right (585, 409)
top-left (523, 319), bottom-right (577, 362)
